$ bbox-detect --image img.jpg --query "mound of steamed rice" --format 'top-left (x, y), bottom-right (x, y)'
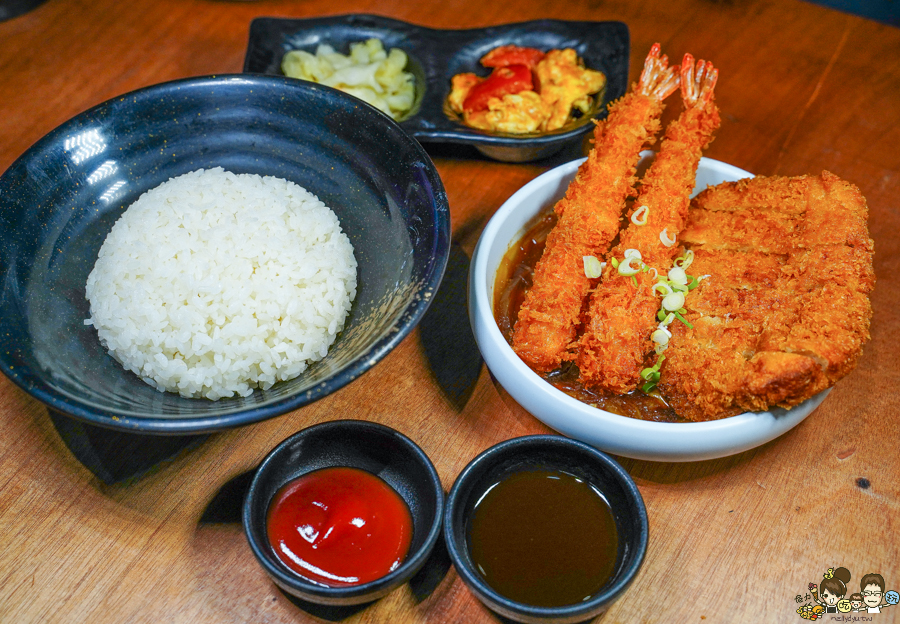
top-left (85, 168), bottom-right (357, 400)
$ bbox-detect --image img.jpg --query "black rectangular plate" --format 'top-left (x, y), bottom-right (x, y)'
top-left (244, 14), bottom-right (629, 161)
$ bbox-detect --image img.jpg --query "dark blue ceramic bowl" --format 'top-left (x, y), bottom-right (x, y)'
top-left (242, 420), bottom-right (444, 606)
top-left (444, 435), bottom-right (648, 624)
top-left (0, 75), bottom-right (449, 433)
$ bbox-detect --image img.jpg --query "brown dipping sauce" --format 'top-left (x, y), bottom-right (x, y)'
top-left (466, 469), bottom-right (618, 607)
top-left (493, 211), bottom-right (687, 423)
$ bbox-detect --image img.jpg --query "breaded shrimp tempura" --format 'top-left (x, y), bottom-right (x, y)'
top-left (512, 44), bottom-right (680, 373)
top-left (577, 54), bottom-right (720, 393)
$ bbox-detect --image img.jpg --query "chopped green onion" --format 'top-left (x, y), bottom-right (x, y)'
top-left (618, 256), bottom-right (641, 276)
top-left (651, 328), bottom-right (670, 346)
top-left (674, 250), bottom-right (694, 269)
top-left (659, 228), bottom-right (677, 247)
top-left (668, 266), bottom-right (687, 285)
top-left (674, 311), bottom-right (694, 328)
top-left (583, 255), bottom-right (603, 278)
top-left (623, 248), bottom-right (642, 261)
top-left (611, 257), bottom-right (619, 269)
top-left (662, 291), bottom-right (685, 312)
top-left (639, 354), bottom-right (666, 393)
top-left (651, 252), bottom-right (701, 338)
top-left (631, 205), bottom-right (649, 226)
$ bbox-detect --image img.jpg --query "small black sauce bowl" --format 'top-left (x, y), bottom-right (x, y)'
top-left (444, 435), bottom-right (648, 624)
top-left (242, 420), bottom-right (444, 606)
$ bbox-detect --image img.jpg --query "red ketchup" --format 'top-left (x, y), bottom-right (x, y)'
top-left (266, 466), bottom-right (413, 587)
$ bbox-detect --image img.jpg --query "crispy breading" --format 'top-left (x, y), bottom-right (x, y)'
top-left (512, 44), bottom-right (679, 372)
top-left (577, 54), bottom-right (720, 393)
top-left (658, 171), bottom-right (874, 421)
top-left (510, 94), bottom-right (662, 371)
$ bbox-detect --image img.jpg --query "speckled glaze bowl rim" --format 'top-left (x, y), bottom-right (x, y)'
top-left (242, 419), bottom-right (445, 605)
top-left (443, 434), bottom-right (648, 623)
top-left (0, 74), bottom-right (450, 434)
top-left (467, 154), bottom-right (829, 461)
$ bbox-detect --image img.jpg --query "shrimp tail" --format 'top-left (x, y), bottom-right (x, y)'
top-left (637, 43), bottom-right (681, 99)
top-left (681, 53), bottom-right (718, 108)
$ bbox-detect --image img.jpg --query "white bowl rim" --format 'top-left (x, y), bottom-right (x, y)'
top-left (469, 154), bottom-right (829, 462)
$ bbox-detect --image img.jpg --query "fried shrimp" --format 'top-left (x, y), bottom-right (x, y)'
top-left (576, 53), bottom-right (720, 393)
top-left (658, 172), bottom-right (875, 421)
top-left (511, 44), bottom-right (680, 372)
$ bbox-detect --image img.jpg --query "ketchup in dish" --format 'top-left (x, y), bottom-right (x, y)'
top-left (266, 467), bottom-right (413, 587)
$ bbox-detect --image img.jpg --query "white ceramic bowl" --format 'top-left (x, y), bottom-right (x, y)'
top-left (469, 154), bottom-right (828, 462)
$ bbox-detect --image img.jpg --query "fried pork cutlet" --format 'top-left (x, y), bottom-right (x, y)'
top-left (657, 171), bottom-right (874, 421)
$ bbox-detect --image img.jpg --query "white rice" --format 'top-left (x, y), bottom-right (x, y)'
top-left (84, 168), bottom-right (357, 400)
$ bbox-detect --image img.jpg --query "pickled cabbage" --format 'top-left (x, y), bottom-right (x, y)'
top-left (282, 38), bottom-right (415, 121)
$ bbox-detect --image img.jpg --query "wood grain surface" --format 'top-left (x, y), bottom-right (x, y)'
top-left (1, 0), bottom-right (898, 622)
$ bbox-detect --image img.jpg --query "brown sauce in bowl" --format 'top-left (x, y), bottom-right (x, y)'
top-left (466, 469), bottom-right (618, 607)
top-left (492, 211), bottom-right (688, 423)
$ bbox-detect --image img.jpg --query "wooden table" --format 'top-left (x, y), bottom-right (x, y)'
top-left (1, 0), bottom-right (898, 622)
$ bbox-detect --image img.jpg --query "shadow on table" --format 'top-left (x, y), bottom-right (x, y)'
top-left (48, 409), bottom-right (208, 485)
top-left (421, 127), bottom-right (588, 168)
top-left (614, 448), bottom-right (759, 484)
top-left (199, 469), bottom-right (255, 523)
top-left (418, 243), bottom-right (483, 411)
top-left (200, 471), bottom-right (453, 619)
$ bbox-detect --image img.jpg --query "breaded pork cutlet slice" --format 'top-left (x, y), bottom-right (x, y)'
top-left (657, 171), bottom-right (874, 421)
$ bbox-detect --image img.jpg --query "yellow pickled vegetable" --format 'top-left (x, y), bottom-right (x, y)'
top-left (282, 38), bottom-right (415, 121)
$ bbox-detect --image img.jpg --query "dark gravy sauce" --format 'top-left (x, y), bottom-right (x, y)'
top-left (493, 211), bottom-right (687, 423)
top-left (467, 469), bottom-right (619, 607)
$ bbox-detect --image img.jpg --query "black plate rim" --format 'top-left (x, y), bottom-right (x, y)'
top-left (244, 14), bottom-right (630, 153)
